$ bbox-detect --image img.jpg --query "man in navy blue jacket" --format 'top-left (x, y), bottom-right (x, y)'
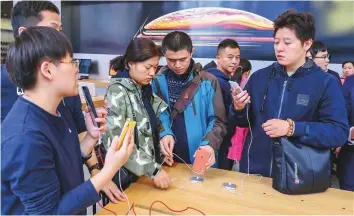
top-left (230, 10), bottom-right (349, 177)
top-left (337, 75), bottom-right (354, 191)
top-left (1, 26), bottom-right (134, 215)
top-left (204, 39), bottom-right (241, 170)
top-left (0, 1), bottom-right (85, 133)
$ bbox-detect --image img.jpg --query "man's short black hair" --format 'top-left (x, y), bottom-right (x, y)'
top-left (309, 41), bottom-right (327, 58)
top-left (6, 26), bottom-right (73, 90)
top-left (217, 39), bottom-right (240, 55)
top-left (11, 0), bottom-right (60, 38)
top-left (161, 31), bottom-right (193, 54)
top-left (342, 60), bottom-right (354, 68)
top-left (273, 9), bottom-right (315, 44)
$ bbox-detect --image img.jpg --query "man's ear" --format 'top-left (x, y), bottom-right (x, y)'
top-left (191, 48), bottom-right (195, 57)
top-left (18, 27), bottom-right (26, 36)
top-left (304, 39), bottom-right (313, 52)
top-left (216, 54), bottom-right (221, 64)
top-left (39, 61), bottom-right (54, 81)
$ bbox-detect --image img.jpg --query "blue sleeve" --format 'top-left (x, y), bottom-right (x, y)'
top-left (293, 77), bottom-right (349, 148)
top-left (151, 79), bottom-right (174, 138)
top-left (200, 80), bottom-right (227, 151)
top-left (64, 95), bottom-right (86, 133)
top-left (158, 109), bottom-right (174, 138)
top-left (1, 132), bottom-right (100, 214)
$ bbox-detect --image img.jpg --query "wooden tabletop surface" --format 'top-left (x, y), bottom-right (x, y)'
top-left (96, 163), bottom-right (353, 215)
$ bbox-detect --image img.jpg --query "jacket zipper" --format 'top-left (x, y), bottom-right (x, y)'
top-left (270, 77), bottom-right (289, 177)
top-left (277, 78), bottom-right (289, 119)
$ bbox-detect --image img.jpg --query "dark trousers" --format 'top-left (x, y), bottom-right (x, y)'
top-left (338, 145), bottom-right (354, 191)
top-left (218, 138), bottom-right (233, 170)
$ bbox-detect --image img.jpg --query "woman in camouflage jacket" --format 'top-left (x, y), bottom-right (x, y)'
top-left (103, 38), bottom-right (175, 190)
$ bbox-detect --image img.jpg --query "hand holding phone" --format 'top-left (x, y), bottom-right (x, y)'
top-left (230, 81), bottom-right (250, 109)
top-left (82, 86), bottom-right (101, 128)
top-left (192, 147), bottom-right (210, 175)
top-left (229, 81), bottom-right (242, 94)
top-left (116, 121), bottom-right (136, 151)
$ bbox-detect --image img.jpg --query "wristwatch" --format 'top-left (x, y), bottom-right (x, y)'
top-left (81, 151), bottom-right (93, 163)
top-left (88, 163), bottom-right (101, 174)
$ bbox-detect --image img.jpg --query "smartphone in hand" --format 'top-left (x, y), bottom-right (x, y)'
top-left (116, 121), bottom-right (136, 151)
top-left (229, 81), bottom-right (242, 94)
top-left (82, 86), bottom-right (101, 128)
top-left (192, 148), bottom-right (210, 175)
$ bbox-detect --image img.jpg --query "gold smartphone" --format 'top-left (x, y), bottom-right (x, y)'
top-left (116, 120), bottom-right (136, 151)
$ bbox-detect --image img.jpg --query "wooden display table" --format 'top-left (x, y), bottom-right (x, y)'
top-left (96, 163), bottom-right (353, 215)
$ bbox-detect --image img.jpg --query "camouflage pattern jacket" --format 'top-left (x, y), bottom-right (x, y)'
top-left (102, 78), bottom-right (173, 178)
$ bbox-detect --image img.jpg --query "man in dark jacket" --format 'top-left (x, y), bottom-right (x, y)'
top-left (1, 1), bottom-right (85, 133)
top-left (337, 75), bottom-right (354, 191)
top-left (309, 41), bottom-right (341, 85)
top-left (230, 10), bottom-right (349, 177)
top-left (203, 60), bottom-right (217, 70)
top-left (204, 39), bottom-right (240, 170)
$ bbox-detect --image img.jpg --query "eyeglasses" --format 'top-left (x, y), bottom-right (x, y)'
top-left (60, 59), bottom-right (79, 68)
top-left (314, 54), bottom-right (331, 60)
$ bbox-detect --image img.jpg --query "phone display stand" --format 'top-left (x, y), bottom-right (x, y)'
top-left (222, 182), bottom-right (236, 191)
top-left (190, 176), bottom-right (204, 184)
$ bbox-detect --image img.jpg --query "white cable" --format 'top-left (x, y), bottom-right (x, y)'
top-left (158, 153), bottom-right (203, 189)
top-left (97, 130), bottom-right (102, 145)
top-left (171, 177), bottom-right (190, 189)
top-left (224, 103), bottom-right (262, 196)
top-left (172, 153), bottom-right (204, 176)
top-left (118, 169), bottom-right (131, 215)
top-left (245, 104), bottom-right (262, 182)
top-left (159, 155), bottom-right (190, 189)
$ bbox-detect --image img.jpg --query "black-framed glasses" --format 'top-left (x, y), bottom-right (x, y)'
top-left (314, 54), bottom-right (331, 60)
top-left (60, 59), bottom-right (79, 68)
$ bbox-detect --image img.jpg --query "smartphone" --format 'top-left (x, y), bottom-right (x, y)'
top-left (229, 81), bottom-right (242, 94)
top-left (192, 147), bottom-right (210, 175)
top-left (116, 120), bottom-right (136, 151)
top-left (82, 86), bottom-right (100, 128)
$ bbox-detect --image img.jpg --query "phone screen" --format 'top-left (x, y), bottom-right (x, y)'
top-left (82, 86), bottom-right (101, 128)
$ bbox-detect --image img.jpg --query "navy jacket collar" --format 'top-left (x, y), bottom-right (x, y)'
top-left (117, 68), bottom-right (130, 78)
top-left (278, 59), bottom-right (314, 78)
top-left (206, 68), bottom-right (230, 81)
